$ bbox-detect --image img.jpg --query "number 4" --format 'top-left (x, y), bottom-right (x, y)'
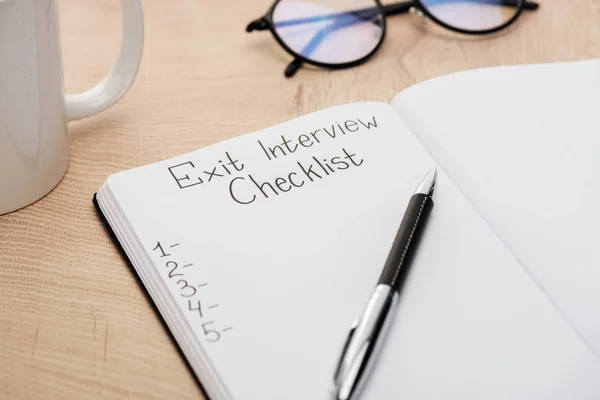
top-left (188, 300), bottom-right (203, 318)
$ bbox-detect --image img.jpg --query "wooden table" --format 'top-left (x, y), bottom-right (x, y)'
top-left (1, 1), bottom-right (599, 398)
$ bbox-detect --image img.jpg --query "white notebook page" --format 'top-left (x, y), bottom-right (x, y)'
top-left (393, 59), bottom-right (600, 358)
top-left (106, 102), bottom-right (600, 399)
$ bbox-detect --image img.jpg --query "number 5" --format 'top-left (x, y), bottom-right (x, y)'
top-left (202, 321), bottom-right (221, 343)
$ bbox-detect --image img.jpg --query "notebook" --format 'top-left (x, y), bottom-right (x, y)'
top-left (94, 59), bottom-right (600, 400)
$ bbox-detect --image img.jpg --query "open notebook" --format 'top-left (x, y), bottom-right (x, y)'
top-left (94, 59), bottom-right (600, 399)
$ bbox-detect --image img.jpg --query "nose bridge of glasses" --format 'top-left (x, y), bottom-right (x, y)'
top-left (381, 1), bottom-right (416, 17)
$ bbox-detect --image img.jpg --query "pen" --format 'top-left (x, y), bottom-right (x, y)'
top-left (333, 168), bottom-right (436, 400)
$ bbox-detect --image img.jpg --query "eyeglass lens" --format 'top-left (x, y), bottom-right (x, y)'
top-left (272, 0), bottom-right (384, 66)
top-left (420, 0), bottom-right (523, 32)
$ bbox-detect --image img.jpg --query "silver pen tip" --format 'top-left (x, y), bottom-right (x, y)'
top-left (415, 168), bottom-right (436, 196)
top-left (334, 388), bottom-right (350, 400)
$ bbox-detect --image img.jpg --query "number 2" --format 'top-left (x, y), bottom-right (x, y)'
top-left (166, 261), bottom-right (183, 278)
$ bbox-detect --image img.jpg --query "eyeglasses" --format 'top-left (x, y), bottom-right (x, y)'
top-left (246, 0), bottom-right (539, 77)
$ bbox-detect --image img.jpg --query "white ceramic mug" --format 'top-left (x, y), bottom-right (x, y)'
top-left (0, 0), bottom-right (144, 215)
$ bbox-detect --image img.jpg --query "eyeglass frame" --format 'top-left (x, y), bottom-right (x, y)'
top-left (246, 0), bottom-right (540, 77)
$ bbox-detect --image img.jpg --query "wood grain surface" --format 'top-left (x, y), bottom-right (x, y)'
top-left (1, 1), bottom-right (599, 399)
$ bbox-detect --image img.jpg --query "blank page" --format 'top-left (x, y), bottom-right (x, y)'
top-left (105, 102), bottom-right (600, 399)
top-left (393, 59), bottom-right (600, 358)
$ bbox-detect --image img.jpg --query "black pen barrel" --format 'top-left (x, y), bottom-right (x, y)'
top-left (377, 193), bottom-right (433, 292)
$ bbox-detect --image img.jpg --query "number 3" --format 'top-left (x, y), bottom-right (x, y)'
top-left (177, 280), bottom-right (197, 298)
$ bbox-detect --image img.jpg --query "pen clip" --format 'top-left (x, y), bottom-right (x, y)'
top-left (334, 319), bottom-right (358, 384)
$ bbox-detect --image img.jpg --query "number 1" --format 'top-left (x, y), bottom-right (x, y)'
top-left (152, 242), bottom-right (170, 258)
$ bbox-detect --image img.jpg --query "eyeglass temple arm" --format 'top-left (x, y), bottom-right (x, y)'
top-left (383, 0), bottom-right (538, 16)
top-left (246, 18), bottom-right (269, 32)
top-left (522, 1), bottom-right (540, 10)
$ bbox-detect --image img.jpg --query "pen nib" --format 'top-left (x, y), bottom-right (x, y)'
top-left (415, 168), bottom-right (436, 197)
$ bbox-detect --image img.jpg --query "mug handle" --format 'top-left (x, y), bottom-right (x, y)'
top-left (65, 0), bottom-right (144, 121)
